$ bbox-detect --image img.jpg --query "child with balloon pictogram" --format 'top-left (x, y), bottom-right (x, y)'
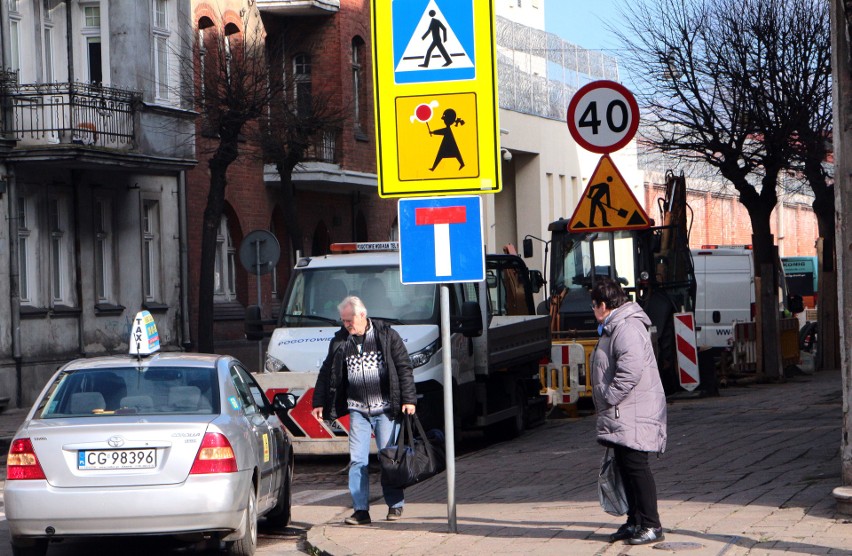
top-left (410, 101), bottom-right (466, 172)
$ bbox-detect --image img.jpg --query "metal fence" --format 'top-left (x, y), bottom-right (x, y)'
top-left (5, 82), bottom-right (138, 148)
top-left (495, 16), bottom-right (620, 121)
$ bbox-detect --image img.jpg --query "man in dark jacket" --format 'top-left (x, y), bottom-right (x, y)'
top-left (311, 296), bottom-right (417, 526)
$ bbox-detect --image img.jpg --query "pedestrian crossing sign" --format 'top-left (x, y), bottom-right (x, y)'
top-left (392, 0), bottom-right (476, 84)
top-left (567, 155), bottom-right (650, 232)
top-left (372, 0), bottom-right (500, 198)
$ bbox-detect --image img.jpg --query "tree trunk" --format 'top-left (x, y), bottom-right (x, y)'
top-left (812, 187), bottom-right (839, 370)
top-left (197, 139), bottom-right (240, 353)
top-left (749, 194), bottom-right (783, 381)
top-left (726, 170), bottom-right (782, 380)
top-left (829, 0), bottom-right (852, 510)
top-left (276, 162), bottom-right (304, 258)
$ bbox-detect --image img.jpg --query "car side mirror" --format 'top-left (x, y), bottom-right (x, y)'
top-left (523, 238), bottom-right (534, 258)
top-left (529, 270), bottom-right (545, 293)
top-left (245, 305), bottom-right (265, 341)
top-left (451, 301), bottom-right (483, 337)
top-left (272, 392), bottom-right (297, 411)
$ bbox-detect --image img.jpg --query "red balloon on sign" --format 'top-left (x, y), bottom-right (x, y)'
top-left (414, 103), bottom-right (433, 123)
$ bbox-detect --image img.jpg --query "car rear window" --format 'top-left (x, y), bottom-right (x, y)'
top-left (36, 367), bottom-right (220, 418)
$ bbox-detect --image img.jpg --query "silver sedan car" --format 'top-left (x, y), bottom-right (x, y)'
top-left (4, 349), bottom-right (296, 556)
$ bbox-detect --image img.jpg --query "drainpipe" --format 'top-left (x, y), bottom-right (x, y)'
top-left (178, 171), bottom-right (192, 350)
top-left (0, 0), bottom-right (9, 71)
top-left (65, 0), bottom-right (75, 136)
top-left (65, 0), bottom-right (74, 83)
top-left (7, 169), bottom-right (22, 407)
top-left (70, 169), bottom-right (85, 357)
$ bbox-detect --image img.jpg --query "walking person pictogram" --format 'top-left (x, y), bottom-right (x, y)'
top-left (588, 177), bottom-right (613, 227)
top-left (418, 10), bottom-right (453, 68)
top-left (428, 108), bottom-right (465, 171)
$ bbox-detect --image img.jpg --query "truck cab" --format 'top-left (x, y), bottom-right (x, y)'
top-left (252, 243), bottom-right (550, 454)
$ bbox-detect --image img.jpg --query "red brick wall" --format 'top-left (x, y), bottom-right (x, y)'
top-left (644, 183), bottom-right (819, 256)
top-left (185, 0), bottom-right (397, 349)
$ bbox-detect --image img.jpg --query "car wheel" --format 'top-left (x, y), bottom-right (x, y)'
top-left (227, 487), bottom-right (258, 556)
top-left (265, 458), bottom-right (293, 529)
top-left (11, 538), bottom-right (47, 556)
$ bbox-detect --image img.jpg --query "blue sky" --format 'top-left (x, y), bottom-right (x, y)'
top-left (543, 0), bottom-right (624, 52)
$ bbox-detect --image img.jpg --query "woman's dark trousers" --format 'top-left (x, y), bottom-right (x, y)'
top-left (614, 445), bottom-right (661, 528)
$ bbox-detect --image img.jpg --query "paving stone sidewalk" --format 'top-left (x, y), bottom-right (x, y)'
top-left (308, 370), bottom-right (850, 555)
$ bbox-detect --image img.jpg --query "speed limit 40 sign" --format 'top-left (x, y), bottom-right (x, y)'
top-left (567, 80), bottom-right (639, 153)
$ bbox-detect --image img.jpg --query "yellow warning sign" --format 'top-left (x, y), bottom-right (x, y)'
top-left (568, 155), bottom-right (650, 232)
top-left (396, 93), bottom-right (479, 181)
top-left (371, 0), bottom-right (500, 198)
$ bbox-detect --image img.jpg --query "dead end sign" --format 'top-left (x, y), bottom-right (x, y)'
top-left (398, 196), bottom-right (484, 284)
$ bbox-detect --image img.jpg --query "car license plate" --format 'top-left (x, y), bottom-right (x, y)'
top-left (78, 449), bottom-right (157, 470)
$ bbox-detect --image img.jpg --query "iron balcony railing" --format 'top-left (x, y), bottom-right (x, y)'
top-left (4, 81), bottom-right (138, 149)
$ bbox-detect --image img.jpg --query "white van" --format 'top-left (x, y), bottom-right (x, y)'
top-left (691, 247), bottom-right (755, 350)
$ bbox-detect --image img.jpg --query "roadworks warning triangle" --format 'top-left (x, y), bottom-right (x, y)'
top-left (395, 0), bottom-right (474, 74)
top-left (568, 155), bottom-right (650, 233)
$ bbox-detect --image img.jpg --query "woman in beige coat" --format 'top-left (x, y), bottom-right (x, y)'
top-left (591, 277), bottom-right (667, 545)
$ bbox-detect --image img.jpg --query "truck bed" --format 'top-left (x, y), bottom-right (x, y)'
top-left (486, 315), bottom-right (551, 370)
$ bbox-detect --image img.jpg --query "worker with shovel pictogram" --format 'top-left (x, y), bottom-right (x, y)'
top-left (588, 176), bottom-right (628, 227)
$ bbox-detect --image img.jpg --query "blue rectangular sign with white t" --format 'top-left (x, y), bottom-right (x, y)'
top-left (398, 196), bottom-right (484, 284)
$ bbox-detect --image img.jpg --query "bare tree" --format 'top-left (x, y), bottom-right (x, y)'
top-left (614, 0), bottom-right (829, 378)
top-left (187, 11), bottom-right (284, 353)
top-left (259, 33), bottom-right (346, 258)
top-left (778, 0), bottom-right (836, 369)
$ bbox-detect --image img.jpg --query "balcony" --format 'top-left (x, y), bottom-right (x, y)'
top-left (255, 0), bottom-right (339, 16)
top-left (4, 82), bottom-right (138, 150)
top-left (264, 127), bottom-right (377, 192)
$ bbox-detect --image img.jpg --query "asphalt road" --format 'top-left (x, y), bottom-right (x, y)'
top-left (0, 455), bottom-right (350, 556)
top-left (0, 436), bottom-right (492, 555)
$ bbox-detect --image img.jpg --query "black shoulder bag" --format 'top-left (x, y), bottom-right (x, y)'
top-left (379, 413), bottom-right (445, 489)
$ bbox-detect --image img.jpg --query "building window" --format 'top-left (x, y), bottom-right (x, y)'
top-left (153, 0), bottom-right (167, 28)
top-left (9, 18), bottom-right (20, 72)
top-left (352, 38), bottom-right (367, 133)
top-left (43, 27), bottom-right (54, 82)
top-left (81, 4), bottom-right (102, 84)
top-left (155, 36), bottom-right (169, 99)
top-left (17, 196), bottom-right (37, 305)
top-left (223, 23), bottom-right (241, 85)
top-left (142, 200), bottom-right (161, 301)
top-left (153, 0), bottom-right (170, 99)
top-left (47, 195), bottom-right (75, 306)
top-left (214, 215), bottom-right (236, 302)
top-left (94, 198), bottom-right (114, 302)
top-left (83, 5), bottom-right (100, 27)
top-left (293, 53), bottom-right (312, 117)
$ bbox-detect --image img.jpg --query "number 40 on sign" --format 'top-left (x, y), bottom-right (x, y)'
top-left (566, 80), bottom-right (640, 154)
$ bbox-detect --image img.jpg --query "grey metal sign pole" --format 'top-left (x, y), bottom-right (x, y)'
top-left (440, 284), bottom-right (457, 533)
top-left (239, 230), bottom-right (280, 372)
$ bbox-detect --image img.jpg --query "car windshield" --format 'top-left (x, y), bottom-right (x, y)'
top-left (279, 266), bottom-right (438, 326)
top-left (35, 366), bottom-right (220, 418)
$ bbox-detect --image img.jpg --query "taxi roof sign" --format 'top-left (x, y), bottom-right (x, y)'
top-left (129, 310), bottom-right (160, 356)
top-left (568, 155), bottom-right (650, 233)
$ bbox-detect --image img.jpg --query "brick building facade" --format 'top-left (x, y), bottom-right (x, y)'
top-left (185, 0), bottom-right (396, 355)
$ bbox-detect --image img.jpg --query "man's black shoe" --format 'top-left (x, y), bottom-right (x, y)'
top-left (344, 510), bottom-right (371, 525)
top-left (628, 527), bottom-right (664, 545)
top-left (608, 522), bottom-right (637, 543)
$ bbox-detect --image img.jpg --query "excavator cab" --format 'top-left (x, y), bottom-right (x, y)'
top-left (540, 171), bottom-right (697, 395)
